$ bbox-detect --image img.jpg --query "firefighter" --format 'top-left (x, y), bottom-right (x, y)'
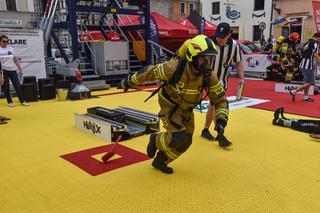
top-left (272, 35), bottom-right (284, 57)
top-left (273, 107), bottom-right (320, 135)
top-left (270, 33), bottom-right (300, 81)
top-left (278, 33), bottom-right (300, 70)
top-left (120, 35), bottom-right (229, 174)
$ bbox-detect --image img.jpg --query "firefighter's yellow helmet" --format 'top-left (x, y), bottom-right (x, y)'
top-left (276, 36), bottom-right (284, 44)
top-left (177, 39), bottom-right (192, 58)
top-left (186, 35), bottom-right (217, 63)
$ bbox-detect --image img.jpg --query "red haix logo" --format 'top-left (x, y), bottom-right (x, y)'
top-left (191, 43), bottom-right (202, 51)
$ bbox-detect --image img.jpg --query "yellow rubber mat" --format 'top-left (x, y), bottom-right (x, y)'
top-left (1, 90), bottom-right (320, 212)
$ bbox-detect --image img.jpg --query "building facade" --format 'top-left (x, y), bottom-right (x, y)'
top-left (150, 0), bottom-right (173, 20)
top-left (201, 0), bottom-right (273, 41)
top-left (0, 0), bottom-right (37, 29)
top-left (271, 0), bottom-right (315, 43)
top-left (172, 0), bottom-right (201, 22)
top-left (123, 0), bottom-right (200, 23)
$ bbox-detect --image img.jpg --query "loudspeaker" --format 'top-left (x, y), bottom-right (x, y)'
top-left (39, 84), bottom-right (56, 100)
top-left (21, 84), bottom-right (38, 102)
top-left (38, 78), bottom-right (56, 100)
top-left (38, 78), bottom-right (54, 90)
top-left (23, 76), bottom-right (37, 84)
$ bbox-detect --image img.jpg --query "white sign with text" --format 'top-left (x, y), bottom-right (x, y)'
top-left (194, 96), bottom-right (270, 112)
top-left (0, 28), bottom-right (46, 79)
top-left (275, 83), bottom-right (314, 95)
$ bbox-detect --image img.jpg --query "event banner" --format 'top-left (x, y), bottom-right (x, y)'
top-left (0, 28), bottom-right (46, 79)
top-left (242, 54), bottom-right (272, 73)
top-left (312, 1), bottom-right (320, 32)
top-left (139, 16), bottom-right (160, 63)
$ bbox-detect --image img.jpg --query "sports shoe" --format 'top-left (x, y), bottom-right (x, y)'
top-left (201, 128), bottom-right (215, 141)
top-left (289, 90), bottom-right (296, 101)
top-left (8, 103), bottom-right (14, 107)
top-left (152, 160), bottom-right (173, 174)
top-left (21, 101), bottom-right (29, 106)
top-left (147, 134), bottom-right (157, 158)
top-left (303, 98), bottom-right (314, 102)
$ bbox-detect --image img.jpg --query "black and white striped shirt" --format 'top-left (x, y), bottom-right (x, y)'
top-left (299, 39), bottom-right (318, 70)
top-left (211, 37), bottom-right (242, 88)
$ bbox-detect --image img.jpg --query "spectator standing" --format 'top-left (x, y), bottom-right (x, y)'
top-left (0, 35), bottom-right (28, 107)
top-left (0, 61), bottom-right (11, 124)
top-left (264, 38), bottom-right (273, 54)
top-left (289, 33), bottom-right (320, 102)
top-left (201, 22), bottom-right (244, 142)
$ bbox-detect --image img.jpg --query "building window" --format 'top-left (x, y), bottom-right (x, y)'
top-left (6, 0), bottom-right (17, 11)
top-left (189, 3), bottom-right (195, 14)
top-left (254, 0), bottom-right (264, 11)
top-left (180, 2), bottom-right (186, 14)
top-left (253, 25), bottom-right (262, 41)
top-left (212, 2), bottom-right (220, 15)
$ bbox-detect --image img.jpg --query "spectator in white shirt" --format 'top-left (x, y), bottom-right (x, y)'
top-left (0, 35), bottom-right (28, 107)
top-left (0, 62), bottom-right (11, 124)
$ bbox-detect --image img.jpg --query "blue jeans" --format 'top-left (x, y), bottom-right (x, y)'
top-left (1, 69), bottom-right (25, 103)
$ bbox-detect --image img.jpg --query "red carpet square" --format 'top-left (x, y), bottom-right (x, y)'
top-left (61, 144), bottom-right (150, 176)
top-left (226, 78), bottom-right (320, 118)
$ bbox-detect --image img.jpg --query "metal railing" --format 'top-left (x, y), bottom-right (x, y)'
top-left (76, 12), bottom-right (98, 74)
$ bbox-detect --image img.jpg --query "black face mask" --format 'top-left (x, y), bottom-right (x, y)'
top-left (192, 56), bottom-right (214, 76)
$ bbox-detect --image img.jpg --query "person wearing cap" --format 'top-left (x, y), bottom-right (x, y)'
top-left (201, 22), bottom-right (244, 144)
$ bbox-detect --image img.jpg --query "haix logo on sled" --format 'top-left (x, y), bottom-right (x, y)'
top-left (83, 121), bottom-right (101, 134)
top-left (285, 85), bottom-right (298, 91)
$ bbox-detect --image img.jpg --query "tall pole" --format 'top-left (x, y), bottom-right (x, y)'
top-left (269, 0), bottom-right (275, 38)
top-left (66, 0), bottom-right (79, 60)
top-left (145, 0), bottom-right (151, 65)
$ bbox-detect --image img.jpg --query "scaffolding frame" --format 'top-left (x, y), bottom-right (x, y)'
top-left (41, 0), bottom-right (152, 65)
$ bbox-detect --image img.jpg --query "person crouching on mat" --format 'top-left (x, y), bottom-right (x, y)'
top-left (272, 107), bottom-right (320, 136)
top-left (120, 35), bottom-right (230, 174)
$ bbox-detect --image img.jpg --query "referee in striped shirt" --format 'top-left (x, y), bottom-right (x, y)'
top-left (289, 32), bottom-right (320, 102)
top-left (201, 22), bottom-right (245, 143)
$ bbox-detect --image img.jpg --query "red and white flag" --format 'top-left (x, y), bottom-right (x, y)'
top-left (312, 1), bottom-right (320, 32)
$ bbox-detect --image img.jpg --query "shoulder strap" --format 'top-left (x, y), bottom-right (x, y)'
top-left (144, 58), bottom-right (187, 102)
top-left (226, 40), bottom-right (234, 69)
top-left (168, 58), bottom-right (188, 86)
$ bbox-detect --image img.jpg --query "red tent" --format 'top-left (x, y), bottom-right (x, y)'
top-left (151, 12), bottom-right (198, 38)
top-left (203, 21), bottom-right (217, 37)
top-left (180, 18), bottom-right (217, 37)
top-left (107, 12), bottom-right (198, 38)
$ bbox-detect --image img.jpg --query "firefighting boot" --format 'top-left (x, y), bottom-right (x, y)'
top-left (152, 151), bottom-right (173, 174)
top-left (216, 134), bottom-right (232, 147)
top-left (147, 133), bottom-right (157, 158)
top-left (273, 107), bottom-right (285, 126)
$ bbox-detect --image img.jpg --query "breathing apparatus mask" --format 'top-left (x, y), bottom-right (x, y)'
top-left (186, 35), bottom-right (217, 77)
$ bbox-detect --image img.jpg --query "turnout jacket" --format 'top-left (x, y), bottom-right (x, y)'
top-left (128, 58), bottom-right (229, 123)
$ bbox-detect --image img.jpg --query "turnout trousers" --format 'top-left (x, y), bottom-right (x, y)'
top-left (153, 99), bottom-right (194, 165)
